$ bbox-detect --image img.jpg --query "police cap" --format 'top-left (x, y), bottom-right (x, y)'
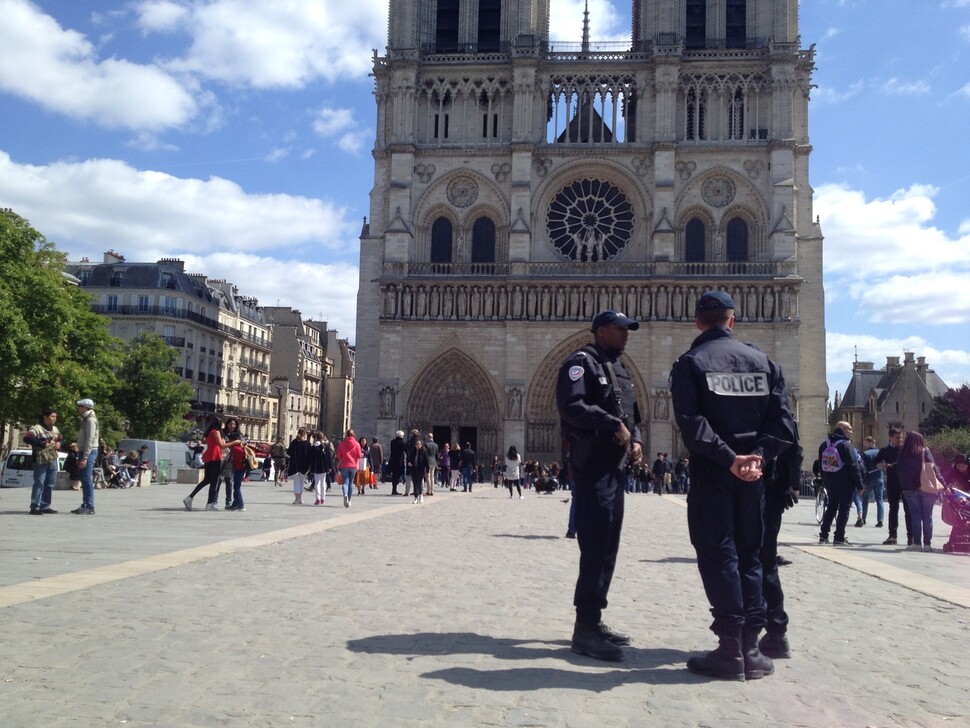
top-left (591, 310), bottom-right (640, 332)
top-left (695, 290), bottom-right (735, 313)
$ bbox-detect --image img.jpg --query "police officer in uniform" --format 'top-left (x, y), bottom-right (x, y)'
top-left (556, 310), bottom-right (643, 661)
top-left (669, 291), bottom-right (796, 680)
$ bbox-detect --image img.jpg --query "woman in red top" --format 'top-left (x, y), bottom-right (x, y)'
top-left (183, 416), bottom-right (229, 511)
top-left (335, 429), bottom-right (363, 509)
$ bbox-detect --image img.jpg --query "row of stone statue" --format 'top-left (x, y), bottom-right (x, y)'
top-left (382, 282), bottom-right (795, 322)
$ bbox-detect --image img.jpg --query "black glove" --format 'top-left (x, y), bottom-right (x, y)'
top-left (783, 486), bottom-right (799, 510)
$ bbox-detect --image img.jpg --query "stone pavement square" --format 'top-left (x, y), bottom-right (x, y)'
top-left (0, 481), bottom-right (967, 727)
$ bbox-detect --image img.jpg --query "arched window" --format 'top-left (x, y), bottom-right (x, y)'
top-left (726, 0), bottom-right (747, 49)
top-left (478, 0), bottom-right (501, 53)
top-left (685, 218), bottom-right (706, 262)
top-left (471, 217), bottom-right (496, 266)
top-left (435, 0), bottom-right (460, 53)
top-left (726, 217), bottom-right (749, 262)
top-left (686, 0), bottom-right (707, 50)
top-left (431, 218), bottom-right (453, 264)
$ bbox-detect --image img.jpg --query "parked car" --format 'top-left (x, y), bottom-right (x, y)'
top-left (1, 449), bottom-right (69, 489)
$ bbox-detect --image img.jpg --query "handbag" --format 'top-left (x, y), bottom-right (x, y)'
top-left (336, 471), bottom-right (343, 485)
top-left (919, 459), bottom-right (944, 495)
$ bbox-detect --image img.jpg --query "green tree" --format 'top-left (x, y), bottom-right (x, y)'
top-left (0, 210), bottom-right (121, 446)
top-left (921, 385), bottom-right (970, 436)
top-left (927, 427), bottom-right (970, 464)
top-left (111, 333), bottom-right (194, 440)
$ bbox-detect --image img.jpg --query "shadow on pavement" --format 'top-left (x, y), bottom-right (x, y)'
top-left (638, 556), bottom-right (696, 564)
top-left (347, 632), bottom-right (696, 688)
top-left (491, 533), bottom-right (561, 540)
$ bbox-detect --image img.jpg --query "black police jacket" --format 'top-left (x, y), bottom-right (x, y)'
top-left (556, 343), bottom-right (642, 466)
top-left (670, 326), bottom-right (795, 470)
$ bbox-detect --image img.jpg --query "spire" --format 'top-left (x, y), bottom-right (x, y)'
top-left (581, 0), bottom-right (590, 55)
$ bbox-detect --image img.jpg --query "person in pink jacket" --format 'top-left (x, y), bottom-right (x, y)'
top-left (335, 429), bottom-right (363, 508)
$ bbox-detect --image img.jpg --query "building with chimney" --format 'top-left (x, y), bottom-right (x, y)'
top-left (831, 352), bottom-right (950, 447)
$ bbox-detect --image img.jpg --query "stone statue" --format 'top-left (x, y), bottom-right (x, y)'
top-left (416, 286), bottom-right (428, 318)
top-left (384, 286), bottom-right (398, 316)
top-left (763, 286), bottom-right (775, 321)
top-left (526, 287), bottom-right (538, 318)
top-left (443, 286), bottom-right (454, 318)
top-left (745, 287), bottom-right (757, 321)
top-left (429, 287), bottom-right (440, 318)
top-left (483, 287), bottom-right (494, 319)
top-left (401, 287), bottom-right (413, 318)
top-left (379, 386), bottom-right (396, 418)
top-left (470, 286), bottom-right (481, 318)
top-left (512, 286), bottom-right (524, 318)
top-left (780, 286), bottom-right (791, 320)
top-left (456, 286), bottom-right (468, 318)
top-left (640, 286), bottom-right (651, 319)
top-left (656, 286), bottom-right (668, 319)
top-left (569, 287), bottom-right (580, 319)
top-left (507, 387), bottom-right (522, 419)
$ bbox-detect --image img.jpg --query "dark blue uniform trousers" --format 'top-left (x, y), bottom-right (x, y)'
top-left (687, 462), bottom-right (767, 635)
top-left (760, 488), bottom-right (789, 636)
top-left (573, 461), bottom-right (625, 625)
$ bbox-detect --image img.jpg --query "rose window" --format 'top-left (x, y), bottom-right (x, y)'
top-left (547, 179), bottom-right (633, 262)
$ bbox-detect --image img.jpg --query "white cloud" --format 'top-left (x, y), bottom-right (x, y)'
top-left (264, 147), bottom-right (289, 163)
top-left (0, 0), bottom-right (199, 130)
top-left (313, 107), bottom-right (355, 137)
top-left (812, 79), bottom-right (865, 104)
top-left (0, 151), bottom-right (357, 254)
top-left (313, 107), bottom-right (368, 155)
top-left (135, 0), bottom-right (188, 32)
top-left (880, 77), bottom-right (931, 95)
top-left (166, 0), bottom-right (386, 88)
top-left (815, 183), bottom-right (970, 278)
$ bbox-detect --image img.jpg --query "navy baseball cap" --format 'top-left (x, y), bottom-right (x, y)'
top-left (591, 310), bottom-right (640, 332)
top-left (696, 291), bottom-right (735, 312)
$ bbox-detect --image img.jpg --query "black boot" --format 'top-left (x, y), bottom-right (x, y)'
top-left (758, 631), bottom-right (791, 659)
top-left (597, 621), bottom-right (631, 646)
top-left (742, 631), bottom-right (775, 679)
top-left (686, 632), bottom-right (744, 680)
top-left (571, 622), bottom-right (624, 661)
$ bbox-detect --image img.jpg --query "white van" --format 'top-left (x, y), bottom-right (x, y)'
top-left (117, 439), bottom-right (193, 483)
top-left (1, 449), bottom-right (69, 489)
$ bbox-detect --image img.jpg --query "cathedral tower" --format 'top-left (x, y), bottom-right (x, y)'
top-left (355, 0), bottom-right (825, 460)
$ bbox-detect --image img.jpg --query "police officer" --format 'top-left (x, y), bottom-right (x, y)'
top-left (669, 290), bottom-right (796, 680)
top-left (556, 310), bottom-right (643, 661)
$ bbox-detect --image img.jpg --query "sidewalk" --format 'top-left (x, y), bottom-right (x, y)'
top-left (0, 482), bottom-right (966, 727)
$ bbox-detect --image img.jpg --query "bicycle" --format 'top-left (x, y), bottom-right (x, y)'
top-left (814, 478), bottom-right (827, 524)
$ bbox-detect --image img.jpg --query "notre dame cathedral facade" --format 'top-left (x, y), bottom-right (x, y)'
top-left (354, 0), bottom-right (826, 462)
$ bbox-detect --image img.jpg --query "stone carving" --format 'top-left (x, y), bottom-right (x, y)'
top-left (414, 163), bottom-right (436, 183)
top-left (384, 286), bottom-right (398, 316)
top-left (456, 286), bottom-right (468, 318)
top-left (491, 162), bottom-right (512, 182)
top-left (702, 176), bottom-right (736, 208)
top-left (763, 287), bottom-right (775, 321)
top-left (379, 386), bottom-right (396, 418)
top-left (401, 287), bottom-right (413, 318)
top-left (676, 161), bottom-right (696, 180)
top-left (447, 177), bottom-right (479, 208)
top-left (653, 389), bottom-right (670, 421)
top-left (780, 286), bottom-right (792, 320)
top-left (632, 156), bottom-right (653, 177)
top-left (507, 387), bottom-right (523, 419)
top-left (743, 159), bottom-right (763, 179)
top-left (416, 286), bottom-right (428, 318)
top-left (533, 157), bottom-right (553, 178)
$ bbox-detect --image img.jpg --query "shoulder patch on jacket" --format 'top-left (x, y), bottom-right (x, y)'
top-left (568, 365), bottom-right (584, 381)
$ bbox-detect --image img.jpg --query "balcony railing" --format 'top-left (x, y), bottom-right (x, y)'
top-left (387, 260), bottom-right (796, 279)
top-left (162, 336), bottom-right (186, 347)
top-left (90, 304), bottom-right (222, 332)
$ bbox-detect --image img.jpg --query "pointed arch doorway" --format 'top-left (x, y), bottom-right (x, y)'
top-left (525, 332), bottom-right (651, 463)
top-left (406, 349), bottom-right (500, 458)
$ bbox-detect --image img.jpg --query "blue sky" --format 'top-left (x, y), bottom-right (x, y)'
top-left (1, 0), bottom-right (969, 402)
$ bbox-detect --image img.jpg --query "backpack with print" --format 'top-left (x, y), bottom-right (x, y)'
top-left (819, 438), bottom-right (844, 473)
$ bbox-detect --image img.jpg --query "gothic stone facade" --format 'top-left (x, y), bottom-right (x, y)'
top-left (354, 0), bottom-right (827, 462)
